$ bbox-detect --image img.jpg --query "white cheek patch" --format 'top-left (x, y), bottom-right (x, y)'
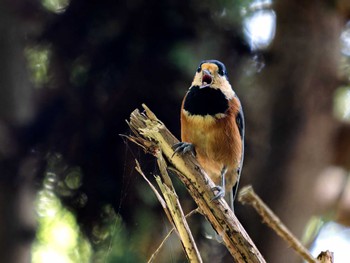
top-left (190, 73), bottom-right (235, 100)
top-left (191, 74), bottom-right (202, 87)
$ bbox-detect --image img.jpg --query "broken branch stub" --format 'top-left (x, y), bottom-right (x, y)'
top-left (126, 104), bottom-right (265, 263)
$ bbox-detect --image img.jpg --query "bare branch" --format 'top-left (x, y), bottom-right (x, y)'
top-left (135, 159), bottom-right (202, 262)
top-left (317, 250), bottom-right (334, 263)
top-left (238, 185), bottom-right (318, 263)
top-left (125, 104), bottom-right (265, 263)
top-left (154, 150), bottom-right (202, 263)
top-left (147, 208), bottom-right (200, 263)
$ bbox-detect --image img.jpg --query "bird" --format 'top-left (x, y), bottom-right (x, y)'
top-left (173, 60), bottom-right (244, 209)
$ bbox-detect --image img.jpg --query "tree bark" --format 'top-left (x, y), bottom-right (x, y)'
top-left (0, 2), bottom-right (37, 263)
top-left (243, 1), bottom-right (345, 261)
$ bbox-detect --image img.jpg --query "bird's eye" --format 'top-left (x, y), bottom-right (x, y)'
top-left (218, 68), bottom-right (225, 76)
top-left (196, 66), bottom-right (201, 73)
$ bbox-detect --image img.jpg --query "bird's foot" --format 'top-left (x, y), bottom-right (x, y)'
top-left (204, 232), bottom-right (224, 243)
top-left (172, 142), bottom-right (195, 157)
top-left (211, 185), bottom-right (225, 201)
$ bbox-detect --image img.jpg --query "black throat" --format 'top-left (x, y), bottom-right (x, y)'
top-left (183, 85), bottom-right (229, 116)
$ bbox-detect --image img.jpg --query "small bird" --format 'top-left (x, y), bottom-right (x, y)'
top-left (173, 60), bottom-right (244, 209)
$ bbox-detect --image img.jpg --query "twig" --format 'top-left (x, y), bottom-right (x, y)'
top-left (135, 159), bottom-right (202, 263)
top-left (238, 185), bottom-right (318, 263)
top-left (135, 160), bottom-right (167, 208)
top-left (125, 104), bottom-right (265, 263)
top-left (147, 208), bottom-right (200, 263)
top-left (317, 250), bottom-right (333, 263)
top-left (154, 150), bottom-right (202, 263)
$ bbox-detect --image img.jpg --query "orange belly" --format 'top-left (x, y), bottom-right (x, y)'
top-left (181, 109), bottom-right (242, 191)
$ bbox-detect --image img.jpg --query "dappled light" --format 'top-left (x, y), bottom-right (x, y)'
top-left (243, 5), bottom-right (276, 50)
top-left (1, 0), bottom-right (350, 262)
top-left (26, 1), bottom-right (350, 262)
top-left (32, 156), bottom-right (91, 263)
top-left (32, 154), bottom-right (145, 262)
top-left (334, 87), bottom-right (350, 122)
top-left (341, 21), bottom-right (350, 57)
top-left (310, 222), bottom-right (350, 261)
top-left (41, 0), bottom-right (70, 13)
top-left (24, 46), bottom-right (51, 88)
top-left (33, 190), bottom-right (91, 263)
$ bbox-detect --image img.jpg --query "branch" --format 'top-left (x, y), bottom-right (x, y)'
top-left (155, 151), bottom-right (202, 263)
top-left (317, 251), bottom-right (334, 263)
top-left (238, 185), bottom-right (318, 263)
top-left (146, 208), bottom-right (200, 263)
top-left (135, 159), bottom-right (202, 262)
top-left (125, 104), bottom-right (265, 263)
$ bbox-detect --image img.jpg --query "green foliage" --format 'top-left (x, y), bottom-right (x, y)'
top-left (41, 0), bottom-right (70, 13)
top-left (333, 86), bottom-right (350, 122)
top-left (24, 46), bottom-right (51, 87)
top-left (94, 216), bottom-right (144, 263)
top-left (33, 192), bottom-right (92, 263)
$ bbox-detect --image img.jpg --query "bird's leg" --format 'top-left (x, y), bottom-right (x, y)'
top-left (211, 166), bottom-right (227, 201)
top-left (172, 142), bottom-right (196, 157)
top-left (229, 167), bottom-right (241, 211)
top-left (210, 166), bottom-right (230, 242)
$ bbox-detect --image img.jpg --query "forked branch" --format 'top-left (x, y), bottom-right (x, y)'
top-left (125, 104), bottom-right (265, 263)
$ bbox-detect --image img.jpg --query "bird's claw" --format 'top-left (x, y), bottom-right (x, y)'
top-left (211, 186), bottom-right (225, 201)
top-left (172, 142), bottom-right (195, 157)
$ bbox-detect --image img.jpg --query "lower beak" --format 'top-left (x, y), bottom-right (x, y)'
top-left (201, 70), bottom-right (212, 88)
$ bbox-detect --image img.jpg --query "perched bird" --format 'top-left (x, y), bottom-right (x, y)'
top-left (173, 60), bottom-right (244, 209)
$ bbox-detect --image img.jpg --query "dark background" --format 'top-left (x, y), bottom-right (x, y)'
top-left (1, 0), bottom-right (350, 262)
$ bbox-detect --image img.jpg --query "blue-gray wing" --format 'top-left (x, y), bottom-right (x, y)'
top-left (231, 104), bottom-right (245, 204)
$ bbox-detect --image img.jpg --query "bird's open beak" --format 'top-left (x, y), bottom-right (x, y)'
top-left (201, 69), bottom-right (212, 88)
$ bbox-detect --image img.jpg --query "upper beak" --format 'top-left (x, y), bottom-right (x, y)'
top-left (201, 69), bottom-right (212, 87)
top-left (203, 69), bottom-right (211, 76)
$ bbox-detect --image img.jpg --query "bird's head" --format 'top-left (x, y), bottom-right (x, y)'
top-left (191, 60), bottom-right (235, 99)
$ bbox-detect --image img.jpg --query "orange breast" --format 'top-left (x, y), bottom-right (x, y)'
top-left (180, 97), bottom-right (242, 189)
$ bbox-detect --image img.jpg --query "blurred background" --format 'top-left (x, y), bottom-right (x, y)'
top-left (1, 0), bottom-right (350, 262)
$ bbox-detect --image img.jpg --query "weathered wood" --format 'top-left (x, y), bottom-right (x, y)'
top-left (317, 250), bottom-right (334, 263)
top-left (126, 104), bottom-right (265, 263)
top-left (239, 185), bottom-right (318, 263)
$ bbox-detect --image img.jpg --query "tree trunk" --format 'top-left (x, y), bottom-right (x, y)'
top-left (0, 2), bottom-right (36, 262)
top-left (243, 1), bottom-right (344, 262)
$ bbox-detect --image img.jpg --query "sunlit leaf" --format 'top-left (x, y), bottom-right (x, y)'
top-left (24, 46), bottom-right (51, 88)
top-left (41, 0), bottom-right (70, 13)
top-left (334, 86), bottom-right (350, 122)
